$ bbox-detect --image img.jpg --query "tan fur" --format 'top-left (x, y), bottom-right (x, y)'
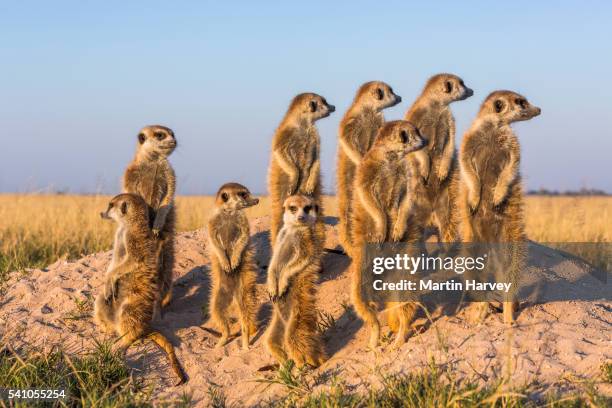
top-left (337, 81), bottom-right (402, 253)
top-left (94, 193), bottom-right (186, 385)
top-left (350, 121), bottom-right (426, 349)
top-left (458, 90), bottom-right (541, 323)
top-left (404, 74), bottom-right (473, 242)
top-left (267, 93), bottom-right (335, 249)
top-left (265, 195), bottom-right (326, 367)
top-left (123, 125), bottom-right (177, 310)
top-left (207, 183), bottom-right (260, 349)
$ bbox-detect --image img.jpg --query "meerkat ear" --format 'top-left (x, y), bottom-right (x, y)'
top-left (121, 201), bottom-right (128, 215)
top-left (221, 192), bottom-right (229, 202)
top-left (138, 133), bottom-right (146, 144)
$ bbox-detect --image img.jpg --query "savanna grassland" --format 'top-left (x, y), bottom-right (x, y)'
top-left (0, 194), bottom-right (610, 287)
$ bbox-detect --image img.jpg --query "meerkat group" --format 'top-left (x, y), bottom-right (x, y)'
top-left (93, 76), bottom-right (540, 382)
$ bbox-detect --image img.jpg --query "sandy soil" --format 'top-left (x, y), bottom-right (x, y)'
top-left (0, 217), bottom-right (610, 406)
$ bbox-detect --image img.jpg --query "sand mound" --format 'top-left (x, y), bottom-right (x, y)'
top-left (1, 217), bottom-right (610, 405)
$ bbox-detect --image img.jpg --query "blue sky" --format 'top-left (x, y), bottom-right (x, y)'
top-left (1, 1), bottom-right (611, 194)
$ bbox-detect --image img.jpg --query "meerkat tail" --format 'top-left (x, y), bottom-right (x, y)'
top-left (147, 331), bottom-right (187, 385)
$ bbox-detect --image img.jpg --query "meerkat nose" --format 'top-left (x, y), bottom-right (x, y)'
top-left (328, 105), bottom-right (336, 112)
top-left (396, 95), bottom-right (402, 103)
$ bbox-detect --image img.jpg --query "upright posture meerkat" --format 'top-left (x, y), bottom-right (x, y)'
top-left (351, 121), bottom-right (426, 349)
top-left (404, 74), bottom-right (473, 242)
top-left (123, 125), bottom-right (177, 310)
top-left (337, 81), bottom-right (402, 253)
top-left (94, 193), bottom-right (187, 385)
top-left (268, 93), bottom-right (335, 247)
top-left (458, 90), bottom-right (541, 323)
top-left (265, 195), bottom-right (326, 368)
top-left (207, 183), bottom-right (260, 349)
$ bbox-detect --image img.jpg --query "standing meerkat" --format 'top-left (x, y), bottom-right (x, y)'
top-left (265, 195), bottom-right (326, 368)
top-left (123, 125), bottom-right (177, 310)
top-left (351, 121), bottom-right (426, 349)
top-left (404, 74), bottom-right (473, 242)
top-left (458, 90), bottom-right (541, 324)
top-left (94, 193), bottom-right (187, 385)
top-left (267, 93), bottom-right (335, 248)
top-left (207, 183), bottom-right (260, 350)
top-left (337, 81), bottom-right (402, 253)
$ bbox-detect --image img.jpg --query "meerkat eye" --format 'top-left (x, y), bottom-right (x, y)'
top-left (309, 101), bottom-right (317, 112)
top-left (376, 88), bottom-right (384, 100)
top-left (239, 192), bottom-right (248, 199)
top-left (221, 192), bottom-right (229, 202)
top-left (314, 204), bottom-right (319, 213)
top-left (494, 100), bottom-right (504, 113)
top-left (459, 79), bottom-right (465, 87)
top-left (400, 130), bottom-right (409, 144)
top-left (515, 98), bottom-right (526, 108)
top-left (155, 132), bottom-right (165, 140)
top-left (304, 205), bottom-right (312, 214)
top-left (108, 203), bottom-right (114, 209)
top-left (120, 202), bottom-right (128, 215)
top-left (138, 133), bottom-right (146, 144)
top-left (289, 205), bottom-right (297, 213)
top-left (445, 81), bottom-right (453, 93)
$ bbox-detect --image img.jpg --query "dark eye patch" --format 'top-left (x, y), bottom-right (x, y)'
top-left (120, 201), bottom-right (127, 215)
top-left (138, 133), bottom-right (146, 144)
top-left (400, 130), bottom-right (408, 143)
top-left (155, 132), bottom-right (165, 140)
top-left (289, 205), bottom-right (297, 213)
top-left (239, 191), bottom-right (248, 199)
top-left (445, 81), bottom-right (453, 93)
top-left (494, 100), bottom-right (504, 113)
top-left (309, 101), bottom-right (317, 112)
top-left (304, 205), bottom-right (312, 214)
top-left (515, 98), bottom-right (527, 108)
top-left (376, 88), bottom-right (384, 100)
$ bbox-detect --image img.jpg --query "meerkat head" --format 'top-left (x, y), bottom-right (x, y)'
top-left (353, 81), bottom-right (402, 111)
top-left (286, 93), bottom-right (335, 125)
top-left (136, 125), bottom-right (177, 159)
top-left (100, 193), bottom-right (149, 226)
top-left (282, 195), bottom-right (318, 227)
top-left (373, 120), bottom-right (427, 156)
top-left (215, 182), bottom-right (259, 211)
top-left (479, 90), bottom-right (541, 124)
top-left (422, 73), bottom-right (473, 105)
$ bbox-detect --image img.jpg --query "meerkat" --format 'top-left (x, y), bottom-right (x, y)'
top-left (267, 93), bottom-right (335, 248)
top-left (94, 193), bottom-right (187, 385)
top-left (337, 81), bottom-right (402, 253)
top-left (350, 120), bottom-right (426, 349)
top-left (123, 125), bottom-right (177, 310)
top-left (265, 195), bottom-right (326, 368)
top-left (458, 90), bottom-right (541, 324)
top-left (404, 74), bottom-right (473, 242)
top-left (207, 183), bottom-right (260, 349)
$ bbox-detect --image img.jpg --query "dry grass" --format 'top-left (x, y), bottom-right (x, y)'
top-left (0, 194), bottom-right (609, 285)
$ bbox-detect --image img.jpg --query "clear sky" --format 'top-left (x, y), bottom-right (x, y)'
top-left (1, 1), bottom-right (611, 194)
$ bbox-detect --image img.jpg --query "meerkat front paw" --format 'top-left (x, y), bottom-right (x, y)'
top-left (492, 185), bottom-right (506, 208)
top-left (468, 192), bottom-right (480, 213)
